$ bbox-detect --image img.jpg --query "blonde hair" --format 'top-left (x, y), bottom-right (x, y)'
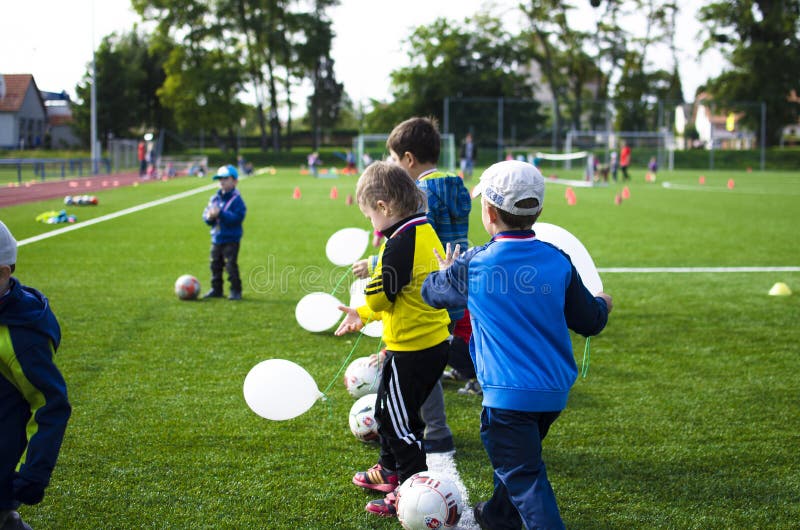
top-left (356, 161), bottom-right (426, 217)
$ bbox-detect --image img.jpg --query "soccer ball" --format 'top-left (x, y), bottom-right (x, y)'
top-left (396, 471), bottom-right (463, 530)
top-left (174, 274), bottom-right (201, 300)
top-left (348, 393), bottom-right (379, 443)
top-left (343, 356), bottom-right (380, 398)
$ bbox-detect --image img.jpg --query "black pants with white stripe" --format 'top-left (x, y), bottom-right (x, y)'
top-left (376, 341), bottom-right (449, 483)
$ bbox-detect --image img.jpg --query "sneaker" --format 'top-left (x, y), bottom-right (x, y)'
top-left (228, 291), bottom-right (242, 300)
top-left (202, 289), bottom-right (223, 299)
top-left (365, 490), bottom-right (397, 517)
top-left (423, 435), bottom-right (455, 454)
top-left (457, 379), bottom-right (483, 396)
top-left (352, 463), bottom-right (398, 492)
top-left (473, 501), bottom-right (490, 530)
top-left (442, 368), bottom-right (468, 381)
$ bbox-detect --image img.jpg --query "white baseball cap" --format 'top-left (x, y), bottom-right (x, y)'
top-left (0, 220), bottom-right (18, 266)
top-left (472, 160), bottom-right (545, 216)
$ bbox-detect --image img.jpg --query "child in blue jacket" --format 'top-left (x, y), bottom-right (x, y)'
top-left (203, 165), bottom-right (247, 300)
top-left (0, 221), bottom-right (71, 530)
top-left (422, 160), bottom-right (613, 529)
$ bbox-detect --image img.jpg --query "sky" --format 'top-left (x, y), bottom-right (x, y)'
top-left (0, 0), bottom-right (724, 106)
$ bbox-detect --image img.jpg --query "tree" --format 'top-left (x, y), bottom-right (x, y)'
top-left (73, 30), bottom-right (172, 147)
top-left (368, 14), bottom-right (533, 140)
top-left (698, 0), bottom-right (800, 146)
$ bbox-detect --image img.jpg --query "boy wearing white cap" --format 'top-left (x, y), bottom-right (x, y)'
top-left (422, 160), bottom-right (613, 529)
top-left (203, 164), bottom-right (247, 300)
top-left (0, 221), bottom-right (71, 530)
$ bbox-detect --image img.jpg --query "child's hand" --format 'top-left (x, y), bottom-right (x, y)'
top-left (334, 306), bottom-right (364, 335)
top-left (597, 292), bottom-right (613, 313)
top-left (433, 243), bottom-right (461, 270)
top-left (352, 259), bottom-right (370, 279)
top-left (206, 206), bottom-right (220, 220)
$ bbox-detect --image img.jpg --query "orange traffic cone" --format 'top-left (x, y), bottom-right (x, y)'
top-left (345, 194), bottom-right (354, 206)
top-left (330, 186), bottom-right (338, 199)
top-left (727, 179), bottom-right (735, 189)
top-left (293, 186), bottom-right (301, 199)
top-left (614, 193), bottom-right (622, 205)
top-left (621, 186), bottom-right (631, 200)
top-left (699, 175), bottom-right (706, 185)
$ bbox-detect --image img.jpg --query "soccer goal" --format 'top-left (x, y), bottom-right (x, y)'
top-left (353, 133), bottom-right (456, 173)
top-left (565, 130), bottom-right (675, 171)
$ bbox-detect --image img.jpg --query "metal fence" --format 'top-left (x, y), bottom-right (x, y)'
top-left (442, 96), bottom-right (772, 171)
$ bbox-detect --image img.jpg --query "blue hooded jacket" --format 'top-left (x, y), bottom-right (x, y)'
top-left (0, 278), bottom-right (70, 509)
top-left (422, 230), bottom-right (608, 412)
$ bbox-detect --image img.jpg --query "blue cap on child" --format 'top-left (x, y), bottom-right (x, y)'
top-left (213, 165), bottom-right (239, 180)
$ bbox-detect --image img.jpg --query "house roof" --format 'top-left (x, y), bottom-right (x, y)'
top-left (0, 73), bottom-right (42, 113)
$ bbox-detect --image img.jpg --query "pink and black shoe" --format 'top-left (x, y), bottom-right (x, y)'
top-left (365, 489), bottom-right (397, 517)
top-left (352, 463), bottom-right (398, 493)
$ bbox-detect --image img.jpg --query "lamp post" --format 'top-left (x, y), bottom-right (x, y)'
top-left (90, 0), bottom-right (98, 174)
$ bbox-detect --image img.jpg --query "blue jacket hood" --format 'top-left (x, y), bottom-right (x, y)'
top-left (0, 278), bottom-right (61, 350)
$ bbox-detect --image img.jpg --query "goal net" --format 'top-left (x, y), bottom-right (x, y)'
top-left (565, 130), bottom-right (675, 171)
top-left (354, 133), bottom-right (456, 173)
top-left (156, 155), bottom-right (209, 178)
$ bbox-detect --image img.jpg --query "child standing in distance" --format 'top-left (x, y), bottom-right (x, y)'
top-left (353, 116), bottom-right (471, 452)
top-left (422, 160), bottom-right (613, 530)
top-left (336, 161), bottom-right (451, 518)
top-left (0, 221), bottom-right (71, 530)
top-left (202, 164), bottom-right (246, 300)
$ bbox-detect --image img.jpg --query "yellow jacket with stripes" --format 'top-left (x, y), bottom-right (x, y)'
top-left (357, 214), bottom-right (450, 351)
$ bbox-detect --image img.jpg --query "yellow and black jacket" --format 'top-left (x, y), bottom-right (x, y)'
top-left (357, 214), bottom-right (450, 351)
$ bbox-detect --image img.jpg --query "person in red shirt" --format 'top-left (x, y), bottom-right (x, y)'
top-left (620, 141), bottom-right (631, 181)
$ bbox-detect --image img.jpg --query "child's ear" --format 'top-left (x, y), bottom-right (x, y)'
top-left (403, 151), bottom-right (416, 167)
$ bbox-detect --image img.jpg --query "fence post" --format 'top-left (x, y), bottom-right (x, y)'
top-left (760, 101), bottom-right (766, 171)
top-left (16, 163), bottom-right (21, 184)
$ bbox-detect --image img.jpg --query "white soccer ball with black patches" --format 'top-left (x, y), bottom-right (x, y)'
top-left (343, 356), bottom-right (380, 398)
top-left (396, 471), bottom-right (463, 530)
top-left (174, 274), bottom-right (201, 301)
top-left (348, 393), bottom-right (379, 443)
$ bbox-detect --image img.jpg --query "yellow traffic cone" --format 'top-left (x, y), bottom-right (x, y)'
top-left (768, 282), bottom-right (792, 296)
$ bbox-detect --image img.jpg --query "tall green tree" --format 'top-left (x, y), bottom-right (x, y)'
top-left (698, 0), bottom-right (800, 145)
top-left (369, 14), bottom-right (531, 139)
top-left (74, 30), bottom-right (172, 147)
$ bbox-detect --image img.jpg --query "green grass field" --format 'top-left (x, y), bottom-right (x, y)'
top-left (1, 167), bottom-right (799, 529)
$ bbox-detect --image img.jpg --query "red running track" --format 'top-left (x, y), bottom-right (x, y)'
top-left (0, 173), bottom-right (160, 208)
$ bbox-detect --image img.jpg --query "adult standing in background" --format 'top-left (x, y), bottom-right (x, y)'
top-left (459, 133), bottom-right (477, 180)
top-left (620, 141), bottom-right (631, 181)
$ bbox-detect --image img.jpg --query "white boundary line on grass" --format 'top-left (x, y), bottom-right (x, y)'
top-left (661, 181), bottom-right (800, 195)
top-left (17, 183), bottom-right (217, 247)
top-left (426, 451), bottom-right (476, 530)
top-left (598, 266), bottom-right (800, 273)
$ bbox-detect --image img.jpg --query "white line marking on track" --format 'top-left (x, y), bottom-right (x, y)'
top-left (598, 266), bottom-right (800, 273)
top-left (17, 183), bottom-right (217, 247)
top-left (426, 451), bottom-right (477, 530)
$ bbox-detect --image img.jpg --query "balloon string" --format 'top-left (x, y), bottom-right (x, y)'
top-left (330, 269), bottom-right (351, 297)
top-left (321, 313), bottom-right (375, 396)
top-left (581, 337), bottom-right (591, 378)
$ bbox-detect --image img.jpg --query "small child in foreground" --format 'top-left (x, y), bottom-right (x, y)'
top-left (335, 161), bottom-right (450, 518)
top-left (422, 160), bottom-right (613, 529)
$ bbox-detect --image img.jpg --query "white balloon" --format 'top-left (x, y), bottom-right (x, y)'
top-left (534, 222), bottom-right (604, 295)
top-left (243, 359), bottom-right (322, 420)
top-left (348, 279), bottom-right (383, 338)
top-left (326, 227), bottom-right (370, 266)
top-left (295, 292), bottom-right (344, 332)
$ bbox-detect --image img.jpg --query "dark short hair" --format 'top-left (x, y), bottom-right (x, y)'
top-left (494, 198), bottom-right (541, 229)
top-left (386, 117), bottom-right (441, 164)
top-left (356, 161), bottom-right (426, 217)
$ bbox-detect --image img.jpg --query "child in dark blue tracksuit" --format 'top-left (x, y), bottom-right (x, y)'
top-left (423, 160), bottom-right (613, 529)
top-left (203, 165), bottom-right (246, 300)
top-left (0, 221), bottom-right (71, 530)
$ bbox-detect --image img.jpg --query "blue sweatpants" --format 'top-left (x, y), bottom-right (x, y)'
top-left (479, 407), bottom-right (564, 530)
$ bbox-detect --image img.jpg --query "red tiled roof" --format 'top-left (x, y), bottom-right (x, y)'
top-left (0, 74), bottom-right (36, 112)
